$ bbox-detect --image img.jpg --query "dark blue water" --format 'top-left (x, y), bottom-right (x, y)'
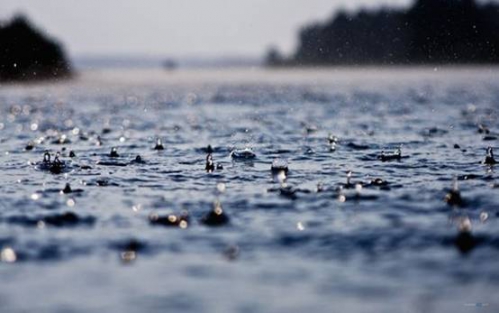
top-left (0, 68), bottom-right (498, 312)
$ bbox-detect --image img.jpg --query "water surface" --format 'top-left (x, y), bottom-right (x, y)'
top-left (1, 67), bottom-right (498, 312)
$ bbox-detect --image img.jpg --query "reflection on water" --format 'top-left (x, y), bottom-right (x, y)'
top-left (0, 68), bottom-right (499, 312)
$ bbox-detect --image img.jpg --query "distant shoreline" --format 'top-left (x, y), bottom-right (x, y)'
top-left (0, 15), bottom-right (72, 83)
top-left (267, 0), bottom-right (499, 67)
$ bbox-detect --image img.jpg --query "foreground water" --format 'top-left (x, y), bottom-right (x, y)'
top-left (0, 67), bottom-right (498, 312)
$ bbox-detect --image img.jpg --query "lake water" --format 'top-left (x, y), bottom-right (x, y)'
top-left (0, 67), bottom-right (498, 312)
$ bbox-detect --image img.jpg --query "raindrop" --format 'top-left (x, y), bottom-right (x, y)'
top-left (0, 247), bottom-right (17, 263)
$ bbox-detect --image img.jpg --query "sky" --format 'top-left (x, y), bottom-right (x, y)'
top-left (1, 0), bottom-right (412, 58)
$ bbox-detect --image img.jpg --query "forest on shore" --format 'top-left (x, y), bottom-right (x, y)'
top-left (267, 0), bottom-right (499, 66)
top-left (0, 15), bottom-right (71, 82)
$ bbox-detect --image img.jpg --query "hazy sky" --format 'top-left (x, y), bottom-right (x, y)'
top-left (1, 0), bottom-right (412, 58)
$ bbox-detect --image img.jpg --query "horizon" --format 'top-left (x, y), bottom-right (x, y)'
top-left (2, 0), bottom-right (499, 70)
top-left (1, 0), bottom-right (413, 59)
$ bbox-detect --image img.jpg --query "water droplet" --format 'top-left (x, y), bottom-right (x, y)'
top-left (179, 220), bottom-right (188, 229)
top-left (346, 170), bottom-right (352, 185)
top-left (355, 183), bottom-right (363, 193)
top-left (109, 147), bottom-right (119, 157)
top-left (231, 147), bottom-right (256, 159)
top-left (217, 183), bottom-right (226, 193)
top-left (458, 217), bottom-right (472, 233)
top-left (452, 177), bottom-right (459, 192)
top-left (1, 247), bottom-right (17, 263)
top-left (120, 251), bottom-right (137, 263)
top-left (480, 212), bottom-right (488, 223)
top-left (154, 138), bottom-right (164, 150)
top-left (275, 171), bottom-right (287, 184)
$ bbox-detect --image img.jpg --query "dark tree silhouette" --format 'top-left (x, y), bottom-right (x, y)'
top-left (267, 0), bottom-right (499, 66)
top-left (0, 15), bottom-right (72, 82)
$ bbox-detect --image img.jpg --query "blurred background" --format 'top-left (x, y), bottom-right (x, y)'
top-left (1, 0), bottom-right (413, 69)
top-left (1, 0), bottom-right (499, 77)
